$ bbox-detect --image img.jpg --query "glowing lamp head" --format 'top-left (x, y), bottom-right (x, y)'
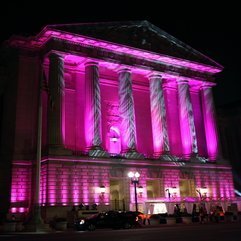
top-left (134, 172), bottom-right (140, 178)
top-left (128, 172), bottom-right (134, 178)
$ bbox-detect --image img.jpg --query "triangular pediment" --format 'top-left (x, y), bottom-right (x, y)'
top-left (49, 20), bottom-right (222, 69)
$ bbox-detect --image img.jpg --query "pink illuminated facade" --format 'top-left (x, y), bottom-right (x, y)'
top-left (1, 21), bottom-right (240, 219)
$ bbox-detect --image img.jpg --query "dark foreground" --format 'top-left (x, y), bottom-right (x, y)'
top-left (1, 222), bottom-right (241, 241)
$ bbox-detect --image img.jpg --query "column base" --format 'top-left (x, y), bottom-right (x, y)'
top-left (180, 153), bottom-right (193, 160)
top-left (47, 145), bottom-right (72, 156)
top-left (190, 154), bottom-right (209, 163)
top-left (152, 152), bottom-right (162, 159)
top-left (87, 146), bottom-right (109, 158)
top-left (160, 154), bottom-right (179, 162)
top-left (122, 149), bottom-right (144, 159)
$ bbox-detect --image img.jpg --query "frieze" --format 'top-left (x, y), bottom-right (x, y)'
top-left (43, 38), bottom-right (214, 82)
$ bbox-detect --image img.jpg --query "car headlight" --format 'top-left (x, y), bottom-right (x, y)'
top-left (79, 219), bottom-right (85, 225)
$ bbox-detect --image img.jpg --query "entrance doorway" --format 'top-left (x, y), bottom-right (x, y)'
top-left (110, 179), bottom-right (126, 210)
top-left (146, 180), bottom-right (160, 199)
top-left (179, 179), bottom-right (194, 197)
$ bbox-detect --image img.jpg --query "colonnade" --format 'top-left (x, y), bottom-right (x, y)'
top-left (47, 53), bottom-right (218, 160)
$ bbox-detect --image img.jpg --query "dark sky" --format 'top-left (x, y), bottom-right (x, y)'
top-left (1, 1), bottom-right (240, 107)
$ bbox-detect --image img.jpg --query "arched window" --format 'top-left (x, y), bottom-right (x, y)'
top-left (109, 126), bottom-right (121, 155)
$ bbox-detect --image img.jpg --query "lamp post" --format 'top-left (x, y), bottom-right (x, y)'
top-left (128, 171), bottom-right (140, 212)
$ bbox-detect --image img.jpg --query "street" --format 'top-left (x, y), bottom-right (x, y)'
top-left (1, 222), bottom-right (241, 241)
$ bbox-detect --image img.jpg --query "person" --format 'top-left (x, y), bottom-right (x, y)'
top-left (143, 213), bottom-right (151, 225)
top-left (192, 204), bottom-right (199, 222)
top-left (174, 204), bottom-right (181, 216)
top-left (78, 203), bottom-right (85, 210)
top-left (71, 206), bottom-right (76, 212)
top-left (91, 203), bottom-right (97, 210)
top-left (199, 206), bottom-right (205, 223)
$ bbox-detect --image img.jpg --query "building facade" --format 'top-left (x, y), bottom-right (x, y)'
top-left (0, 21), bottom-right (239, 220)
top-left (217, 101), bottom-right (241, 195)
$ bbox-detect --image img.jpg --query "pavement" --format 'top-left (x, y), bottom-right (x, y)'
top-left (1, 219), bottom-right (240, 235)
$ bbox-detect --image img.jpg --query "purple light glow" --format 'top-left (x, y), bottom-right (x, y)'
top-left (10, 207), bottom-right (28, 214)
top-left (61, 171), bottom-right (68, 204)
top-left (163, 83), bottom-right (182, 156)
top-left (108, 126), bottom-right (121, 154)
top-left (7, 22), bottom-right (236, 214)
top-left (10, 163), bottom-right (31, 213)
top-left (134, 86), bottom-right (154, 157)
top-left (177, 80), bottom-right (195, 159)
top-left (190, 89), bottom-right (207, 157)
top-left (72, 184), bottom-right (80, 204)
top-left (201, 84), bottom-right (218, 160)
top-left (10, 28), bottom-right (222, 74)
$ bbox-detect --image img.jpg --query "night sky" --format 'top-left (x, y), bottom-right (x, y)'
top-left (1, 1), bottom-right (241, 106)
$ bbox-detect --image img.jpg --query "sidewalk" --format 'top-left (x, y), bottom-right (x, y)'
top-left (1, 219), bottom-right (240, 234)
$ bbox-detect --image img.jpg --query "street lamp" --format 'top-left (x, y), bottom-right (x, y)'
top-left (128, 171), bottom-right (140, 212)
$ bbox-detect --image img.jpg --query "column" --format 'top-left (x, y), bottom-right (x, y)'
top-left (200, 83), bottom-right (218, 161)
top-left (85, 62), bottom-right (108, 157)
top-left (149, 74), bottom-right (169, 157)
top-left (177, 80), bottom-right (198, 159)
top-left (118, 69), bottom-right (143, 159)
top-left (48, 53), bottom-right (70, 155)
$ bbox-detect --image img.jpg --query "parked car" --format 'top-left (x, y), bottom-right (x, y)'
top-left (74, 210), bottom-right (139, 231)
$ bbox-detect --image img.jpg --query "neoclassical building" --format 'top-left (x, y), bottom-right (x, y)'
top-left (0, 21), bottom-right (239, 219)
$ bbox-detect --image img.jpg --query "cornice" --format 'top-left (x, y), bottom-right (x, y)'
top-left (7, 28), bottom-right (222, 78)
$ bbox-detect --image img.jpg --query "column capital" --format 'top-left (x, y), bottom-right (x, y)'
top-left (176, 79), bottom-right (189, 85)
top-left (147, 72), bottom-right (162, 79)
top-left (48, 52), bottom-right (64, 60)
top-left (84, 61), bottom-right (99, 67)
top-left (200, 82), bottom-right (215, 89)
top-left (117, 67), bottom-right (131, 74)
